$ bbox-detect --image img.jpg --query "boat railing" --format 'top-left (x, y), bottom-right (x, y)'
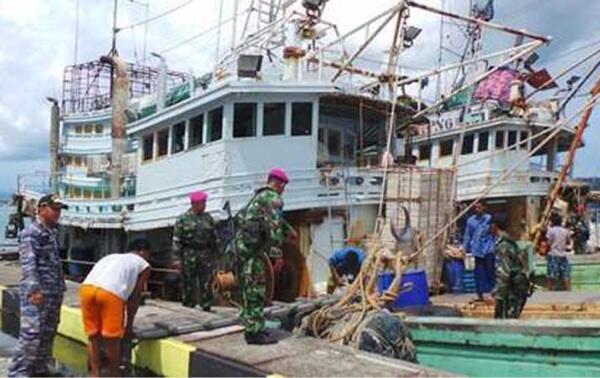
top-left (53, 167), bottom-right (385, 226)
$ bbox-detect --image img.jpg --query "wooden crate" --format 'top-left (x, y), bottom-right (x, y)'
top-left (381, 167), bottom-right (454, 286)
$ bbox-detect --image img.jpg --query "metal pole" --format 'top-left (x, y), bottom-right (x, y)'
top-left (47, 98), bottom-right (60, 194)
top-left (143, 1), bottom-right (149, 62)
top-left (435, 0), bottom-right (444, 100)
top-left (406, 0), bottom-right (551, 43)
top-left (332, 6), bottom-right (402, 82)
top-left (215, 0), bottom-right (225, 67)
top-left (74, 0), bottom-right (80, 64)
top-left (112, 0), bottom-right (119, 54)
top-left (232, 0), bottom-right (239, 50)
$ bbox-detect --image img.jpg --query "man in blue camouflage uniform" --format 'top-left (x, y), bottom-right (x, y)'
top-left (173, 191), bottom-right (219, 310)
top-left (8, 194), bottom-right (67, 377)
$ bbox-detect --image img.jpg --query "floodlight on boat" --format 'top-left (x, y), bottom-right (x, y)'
top-left (302, 0), bottom-right (327, 11)
top-left (237, 54), bottom-right (263, 78)
top-left (566, 75), bottom-right (581, 90)
top-left (403, 26), bottom-right (422, 47)
top-left (524, 52), bottom-right (539, 70)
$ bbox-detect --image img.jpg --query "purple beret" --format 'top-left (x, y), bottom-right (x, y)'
top-left (189, 191), bottom-right (208, 203)
top-left (268, 168), bottom-right (289, 184)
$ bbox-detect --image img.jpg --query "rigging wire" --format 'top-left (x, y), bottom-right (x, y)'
top-left (539, 37), bottom-right (600, 65)
top-left (159, 4), bottom-right (252, 55)
top-left (117, 0), bottom-right (195, 32)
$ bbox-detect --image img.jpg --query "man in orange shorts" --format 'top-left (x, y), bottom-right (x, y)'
top-left (79, 238), bottom-right (151, 376)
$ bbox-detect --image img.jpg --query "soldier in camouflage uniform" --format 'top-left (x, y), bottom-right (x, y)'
top-left (173, 191), bottom-right (219, 310)
top-left (490, 215), bottom-right (532, 319)
top-left (235, 168), bottom-right (295, 345)
top-left (567, 205), bottom-right (590, 255)
top-left (8, 194), bottom-right (67, 377)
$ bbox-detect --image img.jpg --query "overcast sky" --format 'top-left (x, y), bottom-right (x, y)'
top-left (0, 0), bottom-right (599, 194)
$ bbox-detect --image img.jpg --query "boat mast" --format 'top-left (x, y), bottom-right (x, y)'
top-left (111, 0), bottom-right (119, 56)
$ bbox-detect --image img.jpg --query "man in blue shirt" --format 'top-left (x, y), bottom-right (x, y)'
top-left (462, 202), bottom-right (496, 302)
top-left (327, 247), bottom-right (366, 294)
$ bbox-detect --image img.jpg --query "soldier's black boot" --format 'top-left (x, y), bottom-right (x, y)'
top-left (244, 331), bottom-right (278, 345)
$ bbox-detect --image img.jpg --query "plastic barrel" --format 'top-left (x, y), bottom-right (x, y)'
top-left (444, 259), bottom-right (465, 293)
top-left (462, 269), bottom-right (477, 293)
top-left (377, 269), bottom-right (430, 309)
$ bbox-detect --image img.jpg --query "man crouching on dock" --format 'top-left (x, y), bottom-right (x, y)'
top-left (79, 239), bottom-right (151, 376)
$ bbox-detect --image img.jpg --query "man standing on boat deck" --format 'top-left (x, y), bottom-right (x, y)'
top-left (79, 238), bottom-right (151, 377)
top-left (173, 191), bottom-right (219, 310)
top-left (491, 215), bottom-right (532, 319)
top-left (8, 194), bottom-right (68, 377)
top-left (235, 168), bottom-right (295, 345)
top-left (546, 213), bottom-right (571, 291)
top-left (567, 205), bottom-right (590, 255)
top-left (462, 202), bottom-right (496, 302)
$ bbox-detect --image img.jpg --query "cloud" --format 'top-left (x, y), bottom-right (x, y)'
top-left (0, 0), bottom-right (599, 193)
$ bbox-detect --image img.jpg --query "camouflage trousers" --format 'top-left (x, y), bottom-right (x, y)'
top-left (8, 292), bottom-right (63, 377)
top-left (494, 276), bottom-right (529, 319)
top-left (180, 250), bottom-right (214, 309)
top-left (573, 239), bottom-right (587, 255)
top-left (236, 240), bottom-right (267, 336)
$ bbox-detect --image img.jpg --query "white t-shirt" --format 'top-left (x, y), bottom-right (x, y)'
top-left (83, 253), bottom-right (150, 300)
top-left (546, 226), bottom-right (570, 258)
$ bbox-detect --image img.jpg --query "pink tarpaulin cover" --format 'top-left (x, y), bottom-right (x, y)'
top-left (473, 67), bottom-right (518, 104)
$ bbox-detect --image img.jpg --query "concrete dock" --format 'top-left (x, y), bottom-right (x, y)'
top-left (0, 261), bottom-right (450, 377)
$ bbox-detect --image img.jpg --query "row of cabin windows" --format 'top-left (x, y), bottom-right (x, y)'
top-left (72, 124), bottom-right (104, 135)
top-left (233, 102), bottom-right (312, 138)
top-left (418, 129), bottom-right (529, 160)
top-left (64, 156), bottom-right (87, 168)
top-left (66, 186), bottom-right (109, 199)
top-left (142, 102), bottom-right (313, 162)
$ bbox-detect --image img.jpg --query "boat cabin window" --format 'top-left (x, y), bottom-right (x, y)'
top-left (291, 102), bottom-right (312, 136)
top-left (478, 131), bottom-right (489, 152)
top-left (419, 144), bottom-right (432, 160)
top-left (440, 139), bottom-right (454, 157)
top-left (143, 134), bottom-right (154, 161)
top-left (233, 103), bottom-right (257, 138)
top-left (327, 129), bottom-right (342, 156)
top-left (344, 133), bottom-right (356, 161)
top-left (157, 129), bottom-right (169, 157)
top-left (189, 114), bottom-right (204, 147)
top-left (495, 130), bottom-right (505, 149)
top-left (207, 107), bottom-right (223, 142)
top-left (263, 102), bottom-right (285, 136)
top-left (84, 124), bottom-right (93, 134)
top-left (508, 130), bottom-right (517, 150)
top-left (461, 133), bottom-right (474, 155)
top-left (75, 125), bottom-right (83, 134)
top-left (519, 131), bottom-right (529, 150)
top-left (171, 122), bottom-right (185, 154)
top-left (94, 124), bottom-right (103, 134)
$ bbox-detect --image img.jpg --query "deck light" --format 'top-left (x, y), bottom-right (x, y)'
top-left (403, 26), bottom-right (422, 47)
top-left (237, 54), bottom-right (263, 78)
top-left (524, 52), bottom-right (539, 70)
top-left (566, 75), bottom-right (581, 90)
top-left (302, 0), bottom-right (327, 11)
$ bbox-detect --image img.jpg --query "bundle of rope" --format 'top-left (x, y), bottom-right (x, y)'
top-left (296, 233), bottom-right (420, 362)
